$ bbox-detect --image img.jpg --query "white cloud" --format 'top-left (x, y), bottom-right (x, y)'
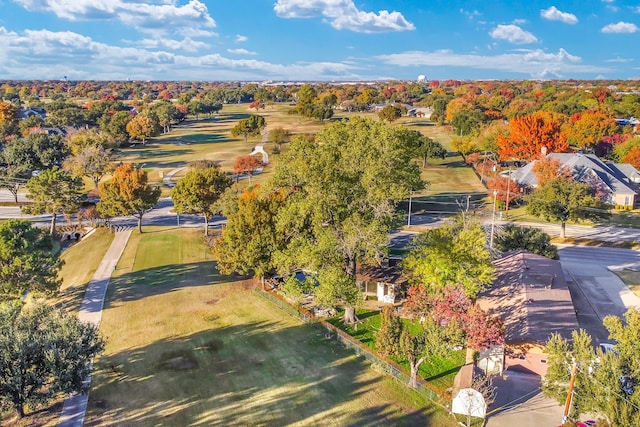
top-left (227, 48), bottom-right (256, 55)
top-left (0, 26), bottom-right (361, 81)
top-left (605, 57), bottom-right (634, 63)
top-left (602, 22), bottom-right (639, 33)
top-left (375, 48), bottom-right (610, 79)
top-left (236, 34), bottom-right (248, 42)
top-left (13, 0), bottom-right (216, 36)
top-left (540, 6), bottom-right (578, 24)
top-left (133, 37), bottom-right (209, 53)
top-left (273, 0), bottom-right (415, 33)
top-left (512, 19), bottom-right (527, 25)
top-left (460, 9), bottom-right (481, 20)
top-left (489, 24), bottom-right (538, 44)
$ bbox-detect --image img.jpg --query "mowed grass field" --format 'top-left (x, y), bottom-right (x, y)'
top-left (114, 103), bottom-right (486, 206)
top-left (85, 227), bottom-right (457, 427)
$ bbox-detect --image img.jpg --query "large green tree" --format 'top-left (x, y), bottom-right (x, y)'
top-left (0, 302), bottom-right (104, 418)
top-left (0, 220), bottom-right (62, 300)
top-left (213, 187), bottom-right (287, 281)
top-left (525, 177), bottom-right (610, 238)
top-left (23, 167), bottom-right (84, 235)
top-left (98, 163), bottom-right (161, 233)
top-left (494, 224), bottom-right (559, 259)
top-left (171, 164), bottom-right (232, 236)
top-left (417, 136), bottom-right (447, 168)
top-left (231, 114), bottom-right (266, 143)
top-left (267, 126), bottom-right (291, 151)
top-left (402, 219), bottom-right (494, 298)
top-left (270, 116), bottom-right (424, 323)
top-left (378, 105), bottom-right (405, 123)
top-left (63, 144), bottom-right (114, 190)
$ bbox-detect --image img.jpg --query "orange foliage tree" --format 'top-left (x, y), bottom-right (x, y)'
top-left (565, 110), bottom-right (619, 150)
top-left (233, 155), bottom-right (263, 184)
top-left (532, 156), bottom-right (572, 186)
top-left (497, 111), bottom-right (569, 162)
top-left (623, 146), bottom-right (640, 169)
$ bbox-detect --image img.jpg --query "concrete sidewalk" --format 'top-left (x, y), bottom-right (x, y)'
top-left (58, 228), bottom-right (133, 427)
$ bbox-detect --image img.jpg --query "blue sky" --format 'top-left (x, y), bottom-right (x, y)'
top-left (0, 0), bottom-right (639, 81)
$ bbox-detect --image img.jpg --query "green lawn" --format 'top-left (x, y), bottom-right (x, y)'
top-left (84, 227), bottom-right (458, 426)
top-left (328, 309), bottom-right (466, 395)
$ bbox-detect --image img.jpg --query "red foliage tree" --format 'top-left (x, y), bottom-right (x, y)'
top-left (487, 175), bottom-right (521, 204)
top-left (430, 284), bottom-right (471, 326)
top-left (249, 100), bottom-right (263, 112)
top-left (404, 284), bottom-right (505, 350)
top-left (233, 155), bottom-right (263, 184)
top-left (497, 111), bottom-right (569, 161)
top-left (465, 152), bottom-right (481, 166)
top-left (464, 305), bottom-right (505, 350)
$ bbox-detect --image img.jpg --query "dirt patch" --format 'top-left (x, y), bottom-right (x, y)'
top-left (205, 298), bottom-right (219, 305)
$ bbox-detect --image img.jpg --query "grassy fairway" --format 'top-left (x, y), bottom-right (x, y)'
top-left (54, 228), bottom-right (115, 314)
top-left (113, 104), bottom-right (484, 206)
top-left (86, 227), bottom-right (457, 426)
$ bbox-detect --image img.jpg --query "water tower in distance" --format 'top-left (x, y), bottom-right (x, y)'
top-left (417, 74), bottom-right (426, 82)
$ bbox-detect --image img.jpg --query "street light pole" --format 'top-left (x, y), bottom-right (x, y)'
top-left (490, 189), bottom-right (498, 250)
top-left (407, 191), bottom-right (413, 226)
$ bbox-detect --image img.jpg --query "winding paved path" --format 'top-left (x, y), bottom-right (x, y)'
top-left (58, 228), bottom-right (133, 427)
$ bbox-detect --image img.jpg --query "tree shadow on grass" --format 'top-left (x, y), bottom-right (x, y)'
top-left (179, 134), bottom-right (230, 144)
top-left (104, 262), bottom-right (247, 306)
top-left (86, 318), bottom-right (445, 426)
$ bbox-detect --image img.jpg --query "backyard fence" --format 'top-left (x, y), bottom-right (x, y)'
top-left (252, 286), bottom-right (449, 409)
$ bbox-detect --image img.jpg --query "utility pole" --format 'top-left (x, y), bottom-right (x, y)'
top-left (490, 190), bottom-right (498, 250)
top-left (562, 364), bottom-right (578, 424)
top-left (505, 169), bottom-right (512, 219)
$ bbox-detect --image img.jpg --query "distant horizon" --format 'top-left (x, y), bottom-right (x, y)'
top-left (4, 78), bottom-right (640, 85)
top-left (2, 1), bottom-right (640, 81)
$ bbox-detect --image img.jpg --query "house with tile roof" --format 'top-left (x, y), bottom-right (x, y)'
top-left (510, 152), bottom-right (640, 207)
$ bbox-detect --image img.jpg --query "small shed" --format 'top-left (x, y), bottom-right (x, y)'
top-left (451, 364), bottom-right (487, 419)
top-left (356, 266), bottom-right (408, 304)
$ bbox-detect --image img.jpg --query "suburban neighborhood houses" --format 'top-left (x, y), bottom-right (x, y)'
top-left (2, 78), bottom-right (640, 427)
top-left (512, 152), bottom-right (640, 208)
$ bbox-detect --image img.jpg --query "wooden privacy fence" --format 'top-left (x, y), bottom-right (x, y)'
top-left (253, 286), bottom-right (449, 409)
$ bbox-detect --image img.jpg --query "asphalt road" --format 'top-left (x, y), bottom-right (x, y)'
top-left (558, 245), bottom-right (640, 343)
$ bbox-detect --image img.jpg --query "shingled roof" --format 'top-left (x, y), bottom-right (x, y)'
top-left (477, 250), bottom-right (579, 344)
top-left (511, 152), bottom-right (640, 197)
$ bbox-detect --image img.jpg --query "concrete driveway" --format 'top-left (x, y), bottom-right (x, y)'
top-left (486, 371), bottom-right (564, 427)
